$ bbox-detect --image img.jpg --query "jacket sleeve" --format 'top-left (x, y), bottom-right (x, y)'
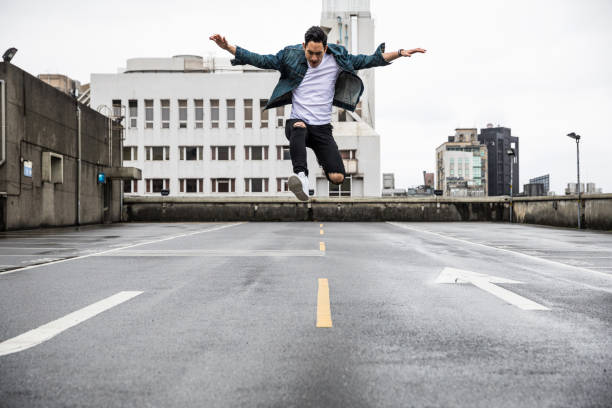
top-left (348, 43), bottom-right (391, 70)
top-left (230, 46), bottom-right (284, 71)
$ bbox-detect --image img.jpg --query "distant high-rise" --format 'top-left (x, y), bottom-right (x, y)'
top-left (423, 171), bottom-right (434, 188)
top-left (478, 125), bottom-right (519, 196)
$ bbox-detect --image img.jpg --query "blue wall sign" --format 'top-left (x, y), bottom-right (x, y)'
top-left (24, 161), bottom-right (32, 178)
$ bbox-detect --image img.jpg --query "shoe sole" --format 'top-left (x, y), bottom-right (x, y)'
top-left (288, 175), bottom-right (309, 201)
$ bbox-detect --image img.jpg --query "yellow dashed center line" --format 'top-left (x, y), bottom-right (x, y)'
top-left (316, 278), bottom-right (332, 328)
top-left (320, 229), bottom-right (324, 235)
top-left (319, 242), bottom-right (326, 252)
top-left (320, 223), bottom-right (324, 228)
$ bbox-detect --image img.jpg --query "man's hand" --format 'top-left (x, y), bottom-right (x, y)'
top-left (209, 34), bottom-right (236, 55)
top-left (401, 48), bottom-right (427, 57)
top-left (383, 47), bottom-right (427, 62)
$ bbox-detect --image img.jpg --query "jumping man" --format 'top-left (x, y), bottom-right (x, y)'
top-left (210, 27), bottom-right (425, 201)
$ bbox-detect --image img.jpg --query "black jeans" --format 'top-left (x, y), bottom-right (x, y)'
top-left (284, 119), bottom-right (346, 183)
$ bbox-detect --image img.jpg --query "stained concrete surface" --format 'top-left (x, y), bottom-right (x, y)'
top-left (0, 222), bottom-right (610, 407)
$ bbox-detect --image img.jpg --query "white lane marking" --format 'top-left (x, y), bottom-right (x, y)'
top-left (0, 255), bottom-right (52, 257)
top-left (0, 291), bottom-right (143, 357)
top-left (388, 222), bottom-right (612, 281)
top-left (95, 249), bottom-right (324, 257)
top-left (436, 267), bottom-right (550, 311)
top-left (0, 247), bottom-right (80, 250)
top-left (0, 235), bottom-right (138, 237)
top-left (0, 223), bottom-right (245, 276)
top-left (537, 256), bottom-right (612, 259)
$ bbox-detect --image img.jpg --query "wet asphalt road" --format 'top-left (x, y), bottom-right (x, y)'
top-left (0, 222), bottom-right (611, 407)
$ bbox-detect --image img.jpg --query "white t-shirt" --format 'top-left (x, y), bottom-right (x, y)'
top-left (290, 52), bottom-right (341, 125)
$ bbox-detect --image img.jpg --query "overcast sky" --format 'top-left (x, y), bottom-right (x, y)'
top-left (2, 0), bottom-right (611, 193)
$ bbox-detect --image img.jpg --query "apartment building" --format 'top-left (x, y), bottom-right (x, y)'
top-left (436, 128), bottom-right (488, 196)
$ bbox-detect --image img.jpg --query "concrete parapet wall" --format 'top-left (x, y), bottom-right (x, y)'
top-left (124, 196), bottom-right (510, 223)
top-left (124, 195), bottom-right (612, 230)
top-left (513, 194), bottom-right (612, 230)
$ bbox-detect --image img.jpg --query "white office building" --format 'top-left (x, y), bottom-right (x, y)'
top-left (90, 0), bottom-right (381, 197)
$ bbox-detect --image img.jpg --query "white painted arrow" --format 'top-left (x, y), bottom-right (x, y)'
top-left (436, 267), bottom-right (550, 311)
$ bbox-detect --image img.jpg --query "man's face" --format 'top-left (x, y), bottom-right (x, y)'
top-left (303, 41), bottom-right (327, 68)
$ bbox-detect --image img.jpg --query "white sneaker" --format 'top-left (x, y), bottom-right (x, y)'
top-left (288, 172), bottom-right (309, 201)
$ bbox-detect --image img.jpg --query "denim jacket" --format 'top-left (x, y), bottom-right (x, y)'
top-left (230, 43), bottom-right (390, 112)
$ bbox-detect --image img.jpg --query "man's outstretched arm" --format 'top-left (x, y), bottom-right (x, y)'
top-left (349, 43), bottom-right (426, 70)
top-left (209, 33), bottom-right (282, 70)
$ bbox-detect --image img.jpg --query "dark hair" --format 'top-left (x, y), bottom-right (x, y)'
top-left (304, 26), bottom-right (327, 47)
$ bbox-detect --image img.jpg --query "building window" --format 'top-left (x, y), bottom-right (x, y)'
top-left (194, 99), bottom-right (204, 128)
top-left (178, 99), bottom-right (187, 128)
top-left (329, 176), bottom-right (351, 197)
top-left (145, 99), bottom-right (154, 128)
top-left (146, 178), bottom-right (169, 193)
top-left (260, 99), bottom-right (268, 128)
top-left (179, 178), bottom-right (204, 193)
top-left (245, 146), bottom-right (268, 160)
top-left (179, 146), bottom-right (203, 161)
top-left (211, 146), bottom-right (235, 160)
top-left (124, 180), bottom-right (138, 193)
top-left (244, 99), bottom-right (253, 128)
top-left (145, 146), bottom-right (170, 161)
top-left (112, 99), bottom-right (121, 118)
top-left (277, 177), bottom-right (289, 192)
top-left (276, 105), bottom-right (285, 127)
top-left (227, 99), bottom-right (235, 128)
top-left (211, 99), bottom-right (219, 128)
top-left (128, 100), bottom-right (137, 128)
top-left (211, 178), bottom-right (235, 193)
top-left (123, 146), bottom-right (138, 161)
top-left (277, 145), bottom-right (291, 160)
top-left (161, 99), bottom-right (170, 128)
top-left (245, 178), bottom-right (268, 193)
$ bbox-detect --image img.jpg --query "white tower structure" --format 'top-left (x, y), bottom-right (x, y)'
top-left (318, 0), bottom-right (382, 196)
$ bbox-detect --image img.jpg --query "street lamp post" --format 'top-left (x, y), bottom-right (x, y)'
top-left (506, 148), bottom-right (515, 223)
top-left (2, 48), bottom-right (18, 63)
top-left (567, 132), bottom-right (581, 229)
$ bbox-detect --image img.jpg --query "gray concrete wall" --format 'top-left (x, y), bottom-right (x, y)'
top-left (123, 195), bottom-right (612, 230)
top-left (0, 62), bottom-right (122, 230)
top-left (513, 194), bottom-right (612, 230)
